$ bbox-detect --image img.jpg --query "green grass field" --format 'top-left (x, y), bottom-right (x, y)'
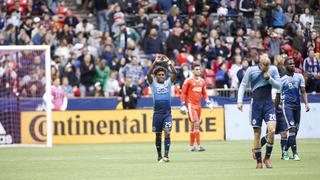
top-left (1, 139), bottom-right (320, 180)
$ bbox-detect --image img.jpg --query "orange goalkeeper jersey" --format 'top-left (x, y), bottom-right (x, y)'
top-left (180, 77), bottom-right (208, 106)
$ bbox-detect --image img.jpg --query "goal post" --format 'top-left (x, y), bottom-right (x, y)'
top-left (0, 45), bottom-right (52, 147)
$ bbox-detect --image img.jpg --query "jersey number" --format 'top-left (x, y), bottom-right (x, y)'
top-left (269, 114), bottom-right (276, 121)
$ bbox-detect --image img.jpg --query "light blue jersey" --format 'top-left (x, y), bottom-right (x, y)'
top-left (150, 78), bottom-right (172, 113)
top-left (279, 73), bottom-right (305, 108)
top-left (238, 65), bottom-right (281, 103)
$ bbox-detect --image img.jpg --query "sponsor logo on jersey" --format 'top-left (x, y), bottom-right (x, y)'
top-left (192, 87), bottom-right (202, 92)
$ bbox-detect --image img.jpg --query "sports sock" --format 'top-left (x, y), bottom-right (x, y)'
top-left (164, 136), bottom-right (170, 157)
top-left (260, 135), bottom-right (267, 147)
top-left (288, 132), bottom-right (297, 154)
top-left (280, 137), bottom-right (288, 152)
top-left (255, 148), bottom-right (262, 162)
top-left (265, 143), bottom-right (273, 159)
top-left (194, 126), bottom-right (200, 145)
top-left (155, 133), bottom-right (162, 158)
top-left (190, 127), bottom-right (195, 146)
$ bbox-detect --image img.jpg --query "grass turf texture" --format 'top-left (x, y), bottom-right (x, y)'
top-left (1, 139), bottom-right (320, 180)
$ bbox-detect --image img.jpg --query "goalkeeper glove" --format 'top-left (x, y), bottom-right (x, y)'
top-left (180, 102), bottom-right (188, 115)
top-left (206, 100), bottom-right (213, 111)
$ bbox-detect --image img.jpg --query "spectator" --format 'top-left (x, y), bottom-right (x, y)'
top-left (237, 59), bottom-right (249, 85)
top-left (142, 28), bottom-right (164, 55)
top-left (94, 59), bottom-right (110, 94)
top-left (167, 5), bottom-right (181, 28)
top-left (215, 62), bottom-right (229, 88)
top-left (272, 1), bottom-right (286, 29)
top-left (260, 0), bottom-right (275, 27)
top-left (106, 70), bottom-right (120, 97)
top-left (79, 54), bottom-right (95, 97)
top-left (114, 20), bottom-right (140, 50)
top-left (93, 0), bottom-right (108, 32)
top-left (303, 49), bottom-right (320, 92)
top-left (229, 56), bottom-right (242, 88)
top-left (75, 19), bottom-right (94, 38)
top-left (61, 63), bottom-right (79, 89)
top-left (119, 56), bottom-right (144, 88)
top-left (214, 38), bottom-right (230, 59)
top-left (133, 8), bottom-right (149, 36)
top-left (63, 10), bottom-right (79, 28)
top-left (230, 16), bottom-right (246, 37)
top-left (239, 0), bottom-right (257, 31)
top-left (266, 32), bottom-right (283, 61)
top-left (118, 76), bottom-right (138, 109)
top-left (93, 82), bottom-right (104, 97)
top-left (299, 7), bottom-right (314, 29)
top-left (61, 76), bottom-right (73, 97)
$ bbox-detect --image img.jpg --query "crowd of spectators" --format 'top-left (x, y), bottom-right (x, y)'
top-left (0, 0), bottom-right (320, 101)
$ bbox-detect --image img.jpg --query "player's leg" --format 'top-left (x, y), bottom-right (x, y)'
top-left (262, 102), bottom-right (276, 168)
top-left (187, 103), bottom-right (196, 151)
top-left (291, 108), bottom-right (301, 161)
top-left (194, 106), bottom-right (205, 151)
top-left (163, 113), bottom-right (172, 162)
top-left (280, 131), bottom-right (289, 160)
top-left (276, 110), bottom-right (289, 160)
top-left (251, 100), bottom-right (263, 168)
top-left (283, 104), bottom-right (299, 160)
top-left (253, 127), bottom-right (263, 168)
top-left (189, 123), bottom-right (196, 151)
top-left (152, 113), bottom-right (163, 162)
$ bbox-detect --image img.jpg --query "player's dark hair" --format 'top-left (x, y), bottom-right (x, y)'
top-left (191, 63), bottom-right (200, 70)
top-left (153, 66), bottom-right (167, 75)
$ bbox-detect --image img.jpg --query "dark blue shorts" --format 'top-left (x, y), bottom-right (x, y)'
top-left (152, 112), bottom-right (172, 133)
top-left (250, 99), bottom-right (276, 128)
top-left (275, 109), bottom-right (288, 134)
top-left (282, 103), bottom-right (301, 130)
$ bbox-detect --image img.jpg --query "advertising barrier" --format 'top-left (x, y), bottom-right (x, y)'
top-left (225, 103), bottom-right (320, 140)
top-left (21, 108), bottom-right (224, 144)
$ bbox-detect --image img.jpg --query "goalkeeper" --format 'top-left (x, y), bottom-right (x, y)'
top-left (180, 63), bottom-right (212, 152)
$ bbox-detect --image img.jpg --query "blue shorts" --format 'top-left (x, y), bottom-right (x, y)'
top-left (275, 109), bottom-right (288, 134)
top-left (152, 112), bottom-right (172, 133)
top-left (250, 99), bottom-right (276, 128)
top-left (282, 103), bottom-right (301, 130)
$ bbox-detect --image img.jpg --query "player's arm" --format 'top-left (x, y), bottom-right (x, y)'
top-left (180, 79), bottom-right (189, 114)
top-left (147, 54), bottom-right (161, 85)
top-left (202, 83), bottom-right (213, 110)
top-left (301, 87), bottom-right (310, 112)
top-left (237, 67), bottom-right (251, 111)
top-left (266, 67), bottom-right (281, 90)
top-left (162, 55), bottom-right (177, 83)
top-left (300, 75), bottom-right (310, 112)
top-left (274, 93), bottom-right (280, 111)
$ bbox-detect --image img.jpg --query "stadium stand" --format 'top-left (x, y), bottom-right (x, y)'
top-left (0, 0), bottom-right (320, 102)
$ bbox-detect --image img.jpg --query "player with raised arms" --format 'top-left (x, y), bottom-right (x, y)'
top-left (147, 54), bottom-right (177, 163)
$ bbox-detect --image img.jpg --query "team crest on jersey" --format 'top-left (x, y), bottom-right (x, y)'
top-left (290, 121), bottom-right (294, 126)
top-left (252, 119), bottom-right (256, 125)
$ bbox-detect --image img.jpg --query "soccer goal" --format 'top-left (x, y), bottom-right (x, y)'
top-left (0, 45), bottom-right (52, 147)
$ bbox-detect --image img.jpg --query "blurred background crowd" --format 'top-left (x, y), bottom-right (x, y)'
top-left (0, 0), bottom-right (320, 102)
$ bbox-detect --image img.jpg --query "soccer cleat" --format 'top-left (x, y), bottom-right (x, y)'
top-left (283, 150), bottom-right (289, 160)
top-left (293, 154), bottom-right (300, 161)
top-left (256, 162), bottom-right (263, 169)
top-left (263, 158), bottom-right (272, 168)
top-left (162, 156), bottom-right (170, 163)
top-left (158, 157), bottom-right (163, 163)
top-left (197, 146), bottom-right (205, 152)
top-left (189, 146), bottom-right (196, 152)
top-left (252, 148), bottom-right (256, 160)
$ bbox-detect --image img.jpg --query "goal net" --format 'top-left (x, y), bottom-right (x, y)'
top-left (0, 46), bottom-right (52, 147)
